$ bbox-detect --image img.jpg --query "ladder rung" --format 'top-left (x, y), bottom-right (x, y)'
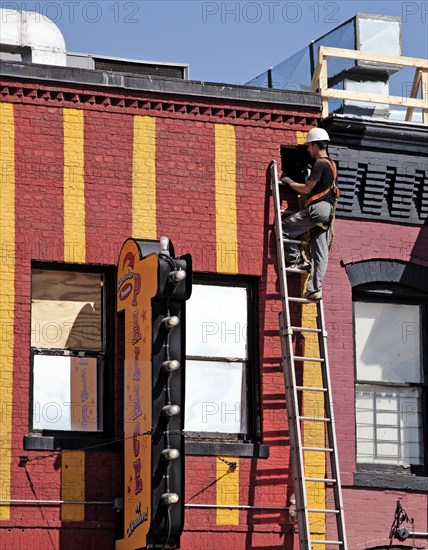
top-left (307, 508), bottom-right (340, 514)
top-left (288, 297), bottom-right (315, 303)
top-left (291, 326), bottom-right (321, 333)
top-left (302, 447), bottom-right (333, 452)
top-left (296, 386), bottom-right (327, 392)
top-left (312, 541), bottom-right (343, 545)
top-left (294, 356), bottom-right (324, 363)
top-left (283, 238), bottom-right (310, 245)
top-left (285, 267), bottom-right (311, 274)
top-left (305, 477), bottom-right (337, 483)
top-left (299, 416), bottom-right (330, 422)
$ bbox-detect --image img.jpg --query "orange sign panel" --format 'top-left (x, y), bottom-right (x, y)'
top-left (116, 239), bottom-right (158, 550)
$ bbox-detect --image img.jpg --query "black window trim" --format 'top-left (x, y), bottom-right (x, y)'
top-left (25, 261), bottom-right (116, 451)
top-left (346, 259), bottom-right (428, 487)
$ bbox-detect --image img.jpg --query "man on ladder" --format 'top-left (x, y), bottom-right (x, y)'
top-left (270, 141), bottom-right (348, 548)
top-left (280, 127), bottom-right (339, 301)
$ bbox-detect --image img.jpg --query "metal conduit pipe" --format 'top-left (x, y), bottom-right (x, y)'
top-left (0, 499), bottom-right (114, 505)
top-left (0, 500), bottom-right (289, 511)
top-left (185, 504), bottom-right (288, 511)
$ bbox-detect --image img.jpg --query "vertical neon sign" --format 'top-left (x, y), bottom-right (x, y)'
top-left (116, 239), bottom-right (158, 550)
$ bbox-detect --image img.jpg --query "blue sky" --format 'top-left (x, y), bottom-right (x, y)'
top-left (1, 0), bottom-right (426, 86)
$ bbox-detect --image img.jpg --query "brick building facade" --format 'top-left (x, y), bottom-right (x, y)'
top-left (0, 59), bottom-right (427, 550)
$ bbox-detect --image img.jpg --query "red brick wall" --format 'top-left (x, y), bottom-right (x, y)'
top-left (11, 105), bottom-right (64, 527)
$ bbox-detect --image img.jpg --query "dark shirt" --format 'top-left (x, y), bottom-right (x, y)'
top-left (307, 158), bottom-right (336, 205)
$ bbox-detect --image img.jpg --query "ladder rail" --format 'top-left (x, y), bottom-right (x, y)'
top-left (270, 160), bottom-right (348, 549)
top-left (270, 160), bottom-right (312, 545)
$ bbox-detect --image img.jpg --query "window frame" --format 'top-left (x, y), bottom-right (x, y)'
top-left (184, 273), bottom-right (267, 457)
top-left (25, 262), bottom-right (116, 451)
top-left (353, 284), bottom-right (428, 478)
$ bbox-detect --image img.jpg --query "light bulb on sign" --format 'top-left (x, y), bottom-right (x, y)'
top-left (162, 316), bottom-right (180, 329)
top-left (162, 360), bottom-right (180, 373)
top-left (162, 448), bottom-right (180, 461)
top-left (161, 492), bottom-right (179, 506)
top-left (159, 236), bottom-right (170, 254)
top-left (162, 404), bottom-right (180, 417)
top-left (168, 269), bottom-right (186, 282)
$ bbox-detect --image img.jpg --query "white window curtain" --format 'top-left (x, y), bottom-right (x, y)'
top-left (185, 284), bottom-right (249, 434)
top-left (355, 301), bottom-right (423, 466)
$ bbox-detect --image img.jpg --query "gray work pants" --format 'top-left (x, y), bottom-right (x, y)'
top-left (282, 202), bottom-right (332, 293)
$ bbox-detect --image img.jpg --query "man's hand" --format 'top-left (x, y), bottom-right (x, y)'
top-left (280, 176), bottom-right (293, 186)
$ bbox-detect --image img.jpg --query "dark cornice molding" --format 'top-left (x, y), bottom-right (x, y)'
top-left (344, 259), bottom-right (428, 292)
top-left (322, 114), bottom-right (427, 155)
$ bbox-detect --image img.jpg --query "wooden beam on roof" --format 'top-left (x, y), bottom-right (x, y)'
top-left (311, 46), bottom-right (428, 123)
top-left (405, 69), bottom-right (422, 122)
top-left (320, 46), bottom-right (428, 70)
top-left (321, 89), bottom-right (425, 109)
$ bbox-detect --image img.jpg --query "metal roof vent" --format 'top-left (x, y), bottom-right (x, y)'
top-left (247, 13), bottom-right (403, 118)
top-left (0, 8), bottom-right (66, 66)
top-left (327, 13), bottom-right (402, 117)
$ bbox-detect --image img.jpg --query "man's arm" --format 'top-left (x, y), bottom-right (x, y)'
top-left (281, 176), bottom-right (317, 194)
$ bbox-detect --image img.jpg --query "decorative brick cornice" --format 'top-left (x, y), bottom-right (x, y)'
top-left (0, 79), bottom-right (319, 129)
top-left (330, 146), bottom-right (428, 226)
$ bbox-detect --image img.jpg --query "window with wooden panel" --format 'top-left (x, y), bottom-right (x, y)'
top-left (30, 267), bottom-right (110, 433)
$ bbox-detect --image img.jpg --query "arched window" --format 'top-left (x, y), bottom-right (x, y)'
top-left (346, 260), bottom-right (428, 476)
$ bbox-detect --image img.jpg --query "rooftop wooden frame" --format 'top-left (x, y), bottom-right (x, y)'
top-left (310, 46), bottom-right (428, 124)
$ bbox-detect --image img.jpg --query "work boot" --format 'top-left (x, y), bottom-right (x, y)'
top-left (304, 289), bottom-right (322, 301)
top-left (287, 259), bottom-right (311, 272)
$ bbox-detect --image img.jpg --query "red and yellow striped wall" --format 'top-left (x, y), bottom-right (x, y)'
top-left (0, 103), bottom-right (15, 521)
top-left (0, 99), bottom-right (321, 537)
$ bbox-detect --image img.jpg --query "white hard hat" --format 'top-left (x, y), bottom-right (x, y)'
top-left (306, 127), bottom-right (330, 143)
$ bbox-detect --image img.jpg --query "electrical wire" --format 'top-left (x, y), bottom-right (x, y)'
top-left (160, 507), bottom-right (172, 550)
top-left (159, 319), bottom-right (174, 550)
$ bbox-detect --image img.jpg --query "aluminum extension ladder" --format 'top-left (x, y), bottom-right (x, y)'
top-left (270, 160), bottom-right (347, 549)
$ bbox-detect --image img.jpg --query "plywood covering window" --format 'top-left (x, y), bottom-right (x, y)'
top-left (31, 268), bottom-right (106, 432)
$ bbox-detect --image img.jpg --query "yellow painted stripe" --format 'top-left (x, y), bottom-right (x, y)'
top-left (0, 103), bottom-right (15, 521)
top-left (61, 451), bottom-right (85, 521)
top-left (62, 109), bottom-right (86, 521)
top-left (133, 116), bottom-right (157, 238)
top-left (216, 457), bottom-right (239, 525)
top-left (215, 124), bottom-right (238, 273)
top-left (63, 108), bottom-right (85, 263)
top-left (301, 278), bottom-right (326, 547)
top-left (296, 131), bottom-right (308, 145)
